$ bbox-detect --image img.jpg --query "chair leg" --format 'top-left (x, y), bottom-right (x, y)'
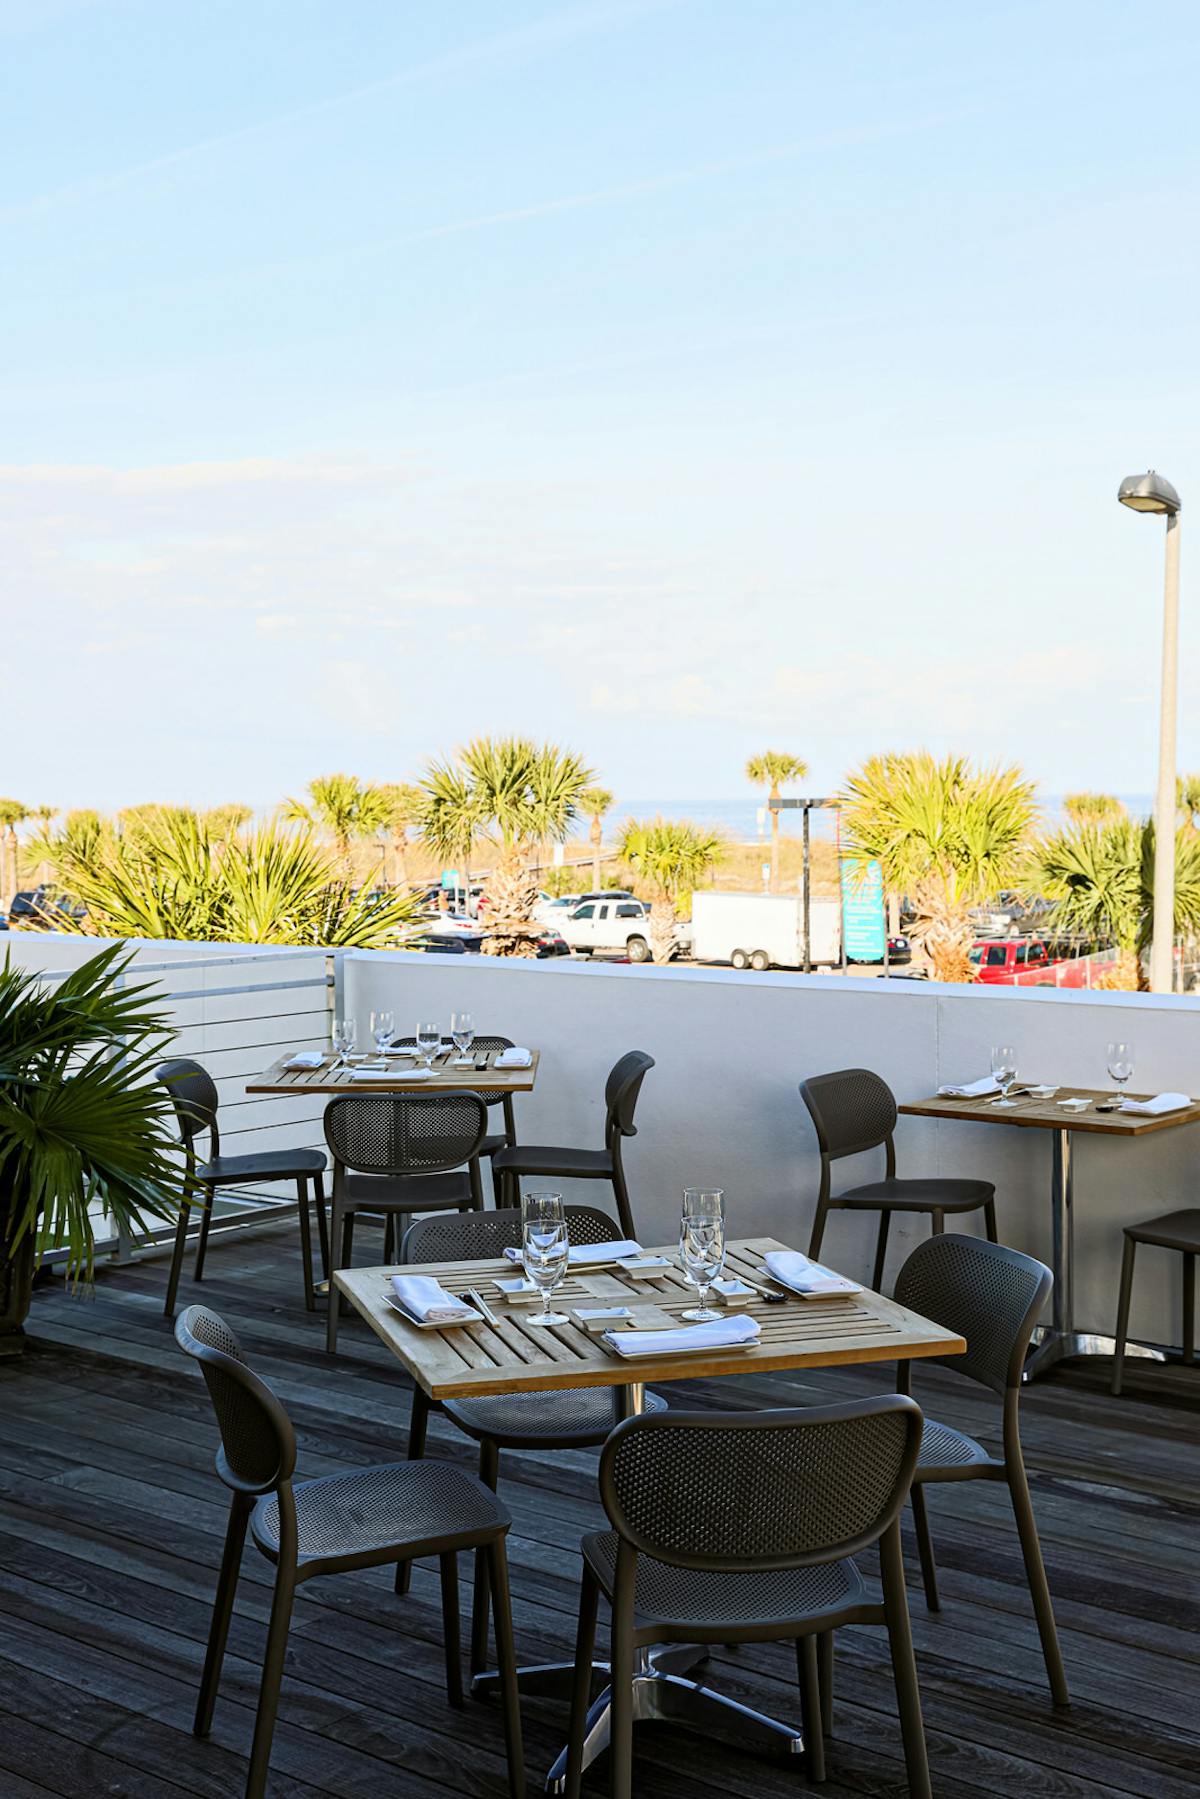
top-left (395, 1386), bottom-right (432, 1595)
top-left (930, 1208), bottom-right (944, 1236)
top-left (871, 1212), bottom-right (891, 1294)
top-left (983, 1197), bottom-right (998, 1243)
top-left (611, 1162), bottom-right (635, 1241)
top-left (487, 1541), bottom-right (525, 1799)
top-left (609, 1578), bottom-right (636, 1799)
top-left (312, 1171), bottom-right (329, 1278)
top-left (164, 1193), bottom-right (193, 1318)
top-left (326, 1198), bottom-right (346, 1354)
top-left (471, 1439), bottom-right (500, 1675)
top-left (295, 1177), bottom-right (315, 1313)
top-left (490, 1156), bottom-right (504, 1208)
top-left (194, 1492), bottom-right (251, 1736)
top-left (440, 1552), bottom-right (464, 1707)
top-left (193, 1184), bottom-right (215, 1281)
top-left (818, 1630), bottom-right (834, 1735)
top-left (797, 1635), bottom-right (826, 1782)
top-left (244, 1562), bottom-right (296, 1799)
top-left (910, 1483), bottom-right (941, 1611)
top-left (1007, 1456), bottom-right (1070, 1707)
top-left (1182, 1252), bottom-right (1195, 1366)
top-left (565, 1564), bottom-right (600, 1799)
top-left (383, 1214), bottom-right (396, 1264)
top-left (807, 1196), bottom-right (830, 1262)
top-left (1111, 1235), bottom-right (1137, 1397)
top-left (879, 1520), bottom-right (932, 1799)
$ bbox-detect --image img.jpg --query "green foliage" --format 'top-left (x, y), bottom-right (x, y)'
top-left (617, 817), bottom-right (725, 900)
top-left (1177, 774), bottom-right (1200, 829)
top-left (284, 774), bottom-right (392, 862)
top-left (40, 812), bottom-right (423, 948)
top-left (579, 787), bottom-right (614, 825)
top-left (0, 944), bottom-right (180, 1278)
top-left (745, 752), bottom-right (808, 794)
top-left (1033, 818), bottom-right (1200, 955)
top-left (1063, 791), bottom-right (1125, 827)
top-left (420, 737), bottom-right (595, 858)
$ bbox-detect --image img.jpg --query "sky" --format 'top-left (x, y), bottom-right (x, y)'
top-left (3, 0), bottom-right (1200, 814)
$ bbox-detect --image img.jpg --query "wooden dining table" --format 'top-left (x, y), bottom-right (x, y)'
top-left (245, 1045), bottom-right (540, 1097)
top-left (899, 1086), bottom-right (1200, 1379)
top-left (336, 1235), bottom-right (964, 1792)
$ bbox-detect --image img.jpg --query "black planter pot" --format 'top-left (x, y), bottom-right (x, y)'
top-left (0, 1224), bottom-right (36, 1357)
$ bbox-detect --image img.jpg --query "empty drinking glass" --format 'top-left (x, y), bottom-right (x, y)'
top-left (371, 1009), bottom-right (395, 1058)
top-left (416, 1021), bottom-right (441, 1069)
top-left (332, 1017), bottom-right (357, 1068)
top-left (679, 1187), bottom-right (725, 1321)
top-left (990, 1044), bottom-right (1018, 1106)
top-left (1107, 1041), bottom-right (1134, 1098)
top-left (450, 1011), bottom-right (475, 1059)
top-left (521, 1192), bottom-right (569, 1326)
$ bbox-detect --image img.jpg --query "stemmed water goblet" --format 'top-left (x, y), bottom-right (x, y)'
top-left (1107, 1041), bottom-right (1134, 1101)
top-left (451, 1011), bottom-right (476, 1061)
top-left (521, 1192), bottom-right (569, 1326)
top-left (415, 1021), bottom-right (441, 1070)
top-left (332, 1017), bottom-right (357, 1069)
top-left (990, 1044), bottom-right (1018, 1107)
top-left (370, 1009), bottom-right (395, 1060)
top-left (678, 1187), bottom-right (726, 1322)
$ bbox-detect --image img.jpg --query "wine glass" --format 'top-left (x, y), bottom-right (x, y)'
top-left (679, 1187), bottom-right (725, 1322)
top-left (450, 1011), bottom-right (475, 1060)
top-left (415, 1021), bottom-right (441, 1070)
top-left (1107, 1041), bottom-right (1134, 1099)
top-left (370, 1008), bottom-right (395, 1059)
top-left (521, 1192), bottom-right (569, 1326)
top-left (332, 1017), bottom-right (357, 1068)
top-left (990, 1044), bottom-right (1018, 1106)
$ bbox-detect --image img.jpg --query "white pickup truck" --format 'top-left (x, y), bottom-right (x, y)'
top-left (557, 897), bottom-right (689, 962)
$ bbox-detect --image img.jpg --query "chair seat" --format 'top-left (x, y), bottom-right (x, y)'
top-left (444, 1386), bottom-right (666, 1450)
top-left (197, 1148), bottom-right (326, 1184)
top-left (252, 1461), bottom-right (509, 1568)
top-left (491, 1144), bottom-right (613, 1178)
top-left (582, 1530), bottom-right (865, 1633)
top-left (837, 1176), bottom-right (994, 1213)
top-left (342, 1171), bottom-right (475, 1212)
top-left (1125, 1208), bottom-right (1200, 1253)
top-left (479, 1133), bottom-right (510, 1160)
top-left (914, 1416), bottom-right (996, 1481)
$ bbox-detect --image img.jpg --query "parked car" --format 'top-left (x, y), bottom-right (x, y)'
top-left (415, 916), bottom-right (570, 959)
top-left (556, 897), bottom-right (677, 963)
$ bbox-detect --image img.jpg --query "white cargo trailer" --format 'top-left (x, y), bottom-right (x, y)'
top-left (689, 892), bottom-right (841, 970)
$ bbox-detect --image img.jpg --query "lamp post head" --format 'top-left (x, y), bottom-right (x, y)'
top-left (1118, 469), bottom-right (1181, 516)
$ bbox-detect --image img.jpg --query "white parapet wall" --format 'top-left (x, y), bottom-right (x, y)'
top-left (346, 949), bottom-right (1200, 1348)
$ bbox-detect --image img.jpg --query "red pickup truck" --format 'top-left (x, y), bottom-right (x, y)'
top-left (970, 937), bottom-right (1117, 987)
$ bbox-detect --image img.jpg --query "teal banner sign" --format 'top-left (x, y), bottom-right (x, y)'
top-left (840, 858), bottom-right (887, 962)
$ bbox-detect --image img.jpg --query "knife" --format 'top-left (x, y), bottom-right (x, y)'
top-left (467, 1287), bottom-right (500, 1327)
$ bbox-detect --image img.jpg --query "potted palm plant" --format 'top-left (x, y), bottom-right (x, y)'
top-left (0, 944), bottom-right (180, 1354)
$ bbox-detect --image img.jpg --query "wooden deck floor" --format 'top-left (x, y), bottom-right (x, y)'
top-left (1, 1220), bottom-right (1197, 1799)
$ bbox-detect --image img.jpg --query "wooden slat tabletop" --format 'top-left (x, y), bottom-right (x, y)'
top-left (334, 1236), bottom-right (965, 1399)
top-left (900, 1086), bottom-right (1200, 1137)
top-left (246, 1045), bottom-right (539, 1097)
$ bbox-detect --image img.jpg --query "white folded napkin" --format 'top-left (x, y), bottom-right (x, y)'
top-left (1119, 1092), bottom-right (1192, 1116)
top-left (503, 1238), bottom-right (641, 1266)
top-left (602, 1314), bottom-right (760, 1357)
top-left (351, 1066), bottom-right (431, 1083)
top-left (284, 1051), bottom-right (324, 1070)
top-left (764, 1250), bottom-right (863, 1297)
top-left (494, 1047), bottom-right (533, 1068)
top-left (389, 1275), bottom-right (478, 1325)
top-left (937, 1076), bottom-right (1001, 1098)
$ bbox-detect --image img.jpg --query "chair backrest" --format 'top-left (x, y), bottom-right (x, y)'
top-left (892, 1233), bottom-right (1051, 1394)
top-left (799, 1067), bottom-right (897, 1164)
top-left (600, 1396), bottom-right (921, 1571)
top-left (402, 1203), bottom-right (621, 1264)
top-left (157, 1057), bottom-right (220, 1152)
top-left (391, 1036), bottom-right (513, 1109)
top-left (175, 1304), bottom-right (296, 1494)
top-left (323, 1090), bottom-right (488, 1177)
top-left (605, 1050), bottom-right (655, 1146)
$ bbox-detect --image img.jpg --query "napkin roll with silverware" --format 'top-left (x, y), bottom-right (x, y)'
top-left (389, 1275), bottom-right (478, 1324)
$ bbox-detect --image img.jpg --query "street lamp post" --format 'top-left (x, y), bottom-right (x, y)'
top-left (1118, 470), bottom-right (1183, 994)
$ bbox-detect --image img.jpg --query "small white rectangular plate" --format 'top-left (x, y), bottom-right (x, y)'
top-left (385, 1294), bottom-right (482, 1330)
top-left (619, 1256), bottom-right (672, 1278)
top-left (493, 1274), bottom-right (539, 1303)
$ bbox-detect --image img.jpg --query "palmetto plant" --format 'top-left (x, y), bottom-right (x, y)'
top-left (420, 738), bottom-right (595, 956)
top-left (203, 803), bottom-right (253, 844)
top-left (840, 753), bottom-right (1037, 982)
top-left (1062, 792), bottom-right (1126, 828)
top-left (1177, 774), bottom-right (1200, 830)
top-left (39, 812), bottom-right (423, 948)
top-left (1032, 818), bottom-right (1200, 991)
top-left (746, 753), bottom-right (808, 892)
top-left (0, 944), bottom-right (180, 1295)
top-left (284, 774), bottom-right (393, 872)
top-left (580, 786), bottom-right (614, 891)
top-left (378, 782), bottom-right (425, 888)
top-left (0, 798), bottom-right (27, 908)
top-left (617, 818), bottom-right (725, 963)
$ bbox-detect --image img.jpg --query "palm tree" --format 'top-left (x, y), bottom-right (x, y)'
top-left (1177, 774), bottom-right (1200, 830)
top-left (1063, 792), bottom-right (1126, 827)
top-left (617, 817), bottom-right (725, 963)
top-left (204, 803), bottom-right (253, 845)
top-left (283, 774), bottom-right (392, 874)
top-left (378, 782), bottom-right (425, 888)
top-left (0, 799), bottom-right (27, 909)
top-left (745, 753), bottom-right (808, 891)
top-left (419, 738), bottom-right (594, 956)
top-left (579, 787), bottom-right (613, 890)
top-left (840, 753), bottom-right (1037, 982)
top-left (1032, 817), bottom-right (1200, 991)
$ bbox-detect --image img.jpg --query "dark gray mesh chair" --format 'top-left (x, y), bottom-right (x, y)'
top-left (492, 1050), bottom-right (654, 1238)
top-left (1111, 1208), bottom-right (1200, 1395)
top-left (396, 1205), bottom-right (665, 1667)
top-left (565, 1397), bottom-right (929, 1799)
top-left (157, 1058), bottom-right (328, 1317)
top-left (175, 1304), bottom-right (523, 1799)
top-left (801, 1067), bottom-right (997, 1290)
top-left (392, 1034), bottom-right (519, 1211)
top-left (893, 1233), bottom-right (1069, 1707)
top-left (324, 1090), bottom-right (488, 1353)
